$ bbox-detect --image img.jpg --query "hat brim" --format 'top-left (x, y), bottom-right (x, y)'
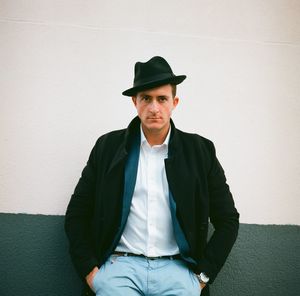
top-left (122, 75), bottom-right (186, 96)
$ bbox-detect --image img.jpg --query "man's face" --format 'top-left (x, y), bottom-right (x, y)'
top-left (132, 84), bottom-right (179, 136)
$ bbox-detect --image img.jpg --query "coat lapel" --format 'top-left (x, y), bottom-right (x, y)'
top-left (165, 123), bottom-right (199, 244)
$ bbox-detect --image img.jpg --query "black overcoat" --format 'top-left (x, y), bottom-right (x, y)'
top-left (65, 116), bottom-right (239, 295)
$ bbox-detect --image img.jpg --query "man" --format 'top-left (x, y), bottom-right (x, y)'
top-left (65, 56), bottom-right (239, 296)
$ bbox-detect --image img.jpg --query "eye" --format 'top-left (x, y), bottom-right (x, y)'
top-left (158, 96), bottom-right (168, 102)
top-left (141, 95), bottom-right (150, 102)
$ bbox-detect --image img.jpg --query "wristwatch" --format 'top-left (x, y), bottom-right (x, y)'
top-left (196, 272), bottom-right (210, 284)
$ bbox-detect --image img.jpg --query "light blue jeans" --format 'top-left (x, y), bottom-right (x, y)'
top-left (92, 254), bottom-right (201, 296)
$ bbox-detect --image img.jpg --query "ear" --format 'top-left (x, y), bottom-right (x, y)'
top-left (132, 96), bottom-right (137, 106)
top-left (173, 97), bottom-right (179, 109)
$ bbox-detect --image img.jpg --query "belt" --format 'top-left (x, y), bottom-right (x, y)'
top-left (113, 251), bottom-right (181, 260)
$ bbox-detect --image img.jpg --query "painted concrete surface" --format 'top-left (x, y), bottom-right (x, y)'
top-left (1, 1), bottom-right (300, 225)
top-left (0, 213), bottom-right (299, 296)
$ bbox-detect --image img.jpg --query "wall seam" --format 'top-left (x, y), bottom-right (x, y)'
top-left (1, 17), bottom-right (299, 48)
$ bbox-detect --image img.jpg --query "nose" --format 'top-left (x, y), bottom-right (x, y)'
top-left (149, 100), bottom-right (159, 113)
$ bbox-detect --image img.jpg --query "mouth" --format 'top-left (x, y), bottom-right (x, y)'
top-left (147, 117), bottom-right (161, 120)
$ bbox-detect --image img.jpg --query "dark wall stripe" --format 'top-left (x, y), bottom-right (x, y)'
top-left (0, 213), bottom-right (299, 296)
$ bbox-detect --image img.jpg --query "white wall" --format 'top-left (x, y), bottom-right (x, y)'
top-left (1, 0), bottom-right (299, 225)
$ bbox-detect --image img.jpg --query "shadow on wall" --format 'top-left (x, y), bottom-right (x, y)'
top-left (0, 213), bottom-right (299, 296)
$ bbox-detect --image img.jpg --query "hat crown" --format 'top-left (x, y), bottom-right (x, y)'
top-left (134, 56), bottom-right (174, 85)
top-left (122, 56), bottom-right (186, 96)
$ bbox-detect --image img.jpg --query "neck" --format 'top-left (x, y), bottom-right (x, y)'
top-left (142, 125), bottom-right (170, 146)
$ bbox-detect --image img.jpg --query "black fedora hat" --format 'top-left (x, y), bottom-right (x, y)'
top-left (122, 56), bottom-right (186, 96)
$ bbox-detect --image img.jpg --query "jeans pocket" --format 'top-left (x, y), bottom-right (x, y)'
top-left (91, 269), bottom-right (99, 293)
top-left (92, 255), bottom-right (118, 292)
top-left (189, 271), bottom-right (202, 295)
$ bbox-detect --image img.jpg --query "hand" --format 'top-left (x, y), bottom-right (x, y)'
top-left (85, 266), bottom-right (99, 290)
top-left (200, 282), bottom-right (206, 290)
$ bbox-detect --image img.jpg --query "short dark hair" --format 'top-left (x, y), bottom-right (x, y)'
top-left (171, 84), bottom-right (177, 98)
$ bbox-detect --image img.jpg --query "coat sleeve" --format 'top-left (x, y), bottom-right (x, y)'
top-left (64, 141), bottom-right (100, 280)
top-left (200, 141), bottom-right (239, 283)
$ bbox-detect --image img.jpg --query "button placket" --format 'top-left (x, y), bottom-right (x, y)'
top-left (147, 148), bottom-right (156, 256)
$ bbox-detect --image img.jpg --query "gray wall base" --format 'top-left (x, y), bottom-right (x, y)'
top-left (0, 213), bottom-right (299, 296)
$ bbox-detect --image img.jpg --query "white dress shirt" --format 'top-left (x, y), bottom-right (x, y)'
top-left (116, 126), bottom-right (179, 257)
